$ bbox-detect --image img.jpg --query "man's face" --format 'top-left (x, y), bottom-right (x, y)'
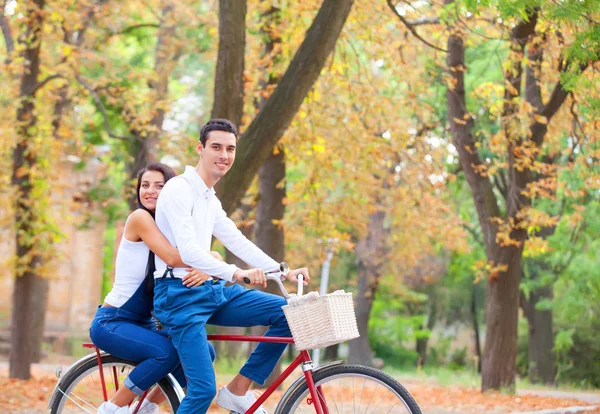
top-left (197, 130), bottom-right (237, 180)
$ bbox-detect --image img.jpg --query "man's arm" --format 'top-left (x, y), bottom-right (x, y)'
top-left (157, 179), bottom-right (238, 281)
top-left (213, 204), bottom-right (280, 272)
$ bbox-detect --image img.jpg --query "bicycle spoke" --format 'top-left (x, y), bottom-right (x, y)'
top-left (280, 366), bottom-right (418, 414)
top-left (57, 388), bottom-right (94, 413)
top-left (51, 358), bottom-right (178, 414)
top-left (363, 383), bottom-right (380, 414)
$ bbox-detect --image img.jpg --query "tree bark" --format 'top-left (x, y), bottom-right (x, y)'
top-left (211, 0), bottom-right (246, 127)
top-left (416, 294), bottom-right (437, 367)
top-left (9, 0), bottom-right (46, 379)
top-left (521, 280), bottom-right (555, 384)
top-left (348, 207), bottom-right (387, 366)
top-left (324, 343), bottom-right (339, 361)
top-left (250, 146), bottom-right (286, 387)
top-left (472, 283), bottom-right (482, 373)
top-left (217, 0), bottom-right (354, 214)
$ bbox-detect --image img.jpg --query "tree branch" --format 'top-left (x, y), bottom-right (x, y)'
top-left (75, 74), bottom-right (133, 141)
top-left (218, 0), bottom-right (354, 214)
top-left (386, 0), bottom-right (447, 53)
top-left (525, 34), bottom-right (545, 110)
top-left (32, 74), bottom-right (65, 94)
top-left (0, 0), bottom-right (15, 62)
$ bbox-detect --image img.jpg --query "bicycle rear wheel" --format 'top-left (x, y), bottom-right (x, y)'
top-left (276, 364), bottom-right (421, 414)
top-left (50, 354), bottom-right (180, 413)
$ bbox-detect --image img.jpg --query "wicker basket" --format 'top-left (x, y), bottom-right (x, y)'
top-left (282, 290), bottom-right (360, 351)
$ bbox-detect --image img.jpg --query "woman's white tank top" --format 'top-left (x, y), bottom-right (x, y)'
top-left (103, 217), bottom-right (150, 307)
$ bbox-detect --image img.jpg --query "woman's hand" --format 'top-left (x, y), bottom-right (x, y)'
top-left (182, 251), bottom-right (222, 287)
top-left (183, 268), bottom-right (212, 287)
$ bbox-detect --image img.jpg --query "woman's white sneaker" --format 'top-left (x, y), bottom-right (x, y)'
top-left (98, 401), bottom-right (129, 414)
top-left (215, 386), bottom-right (267, 414)
top-left (129, 400), bottom-right (159, 414)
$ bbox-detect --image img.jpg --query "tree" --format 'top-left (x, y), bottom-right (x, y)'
top-left (3, 0), bottom-right (59, 379)
top-left (387, 0), bottom-right (600, 390)
top-left (215, 0), bottom-right (355, 215)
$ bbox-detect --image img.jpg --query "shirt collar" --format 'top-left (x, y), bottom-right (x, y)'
top-left (183, 166), bottom-right (216, 197)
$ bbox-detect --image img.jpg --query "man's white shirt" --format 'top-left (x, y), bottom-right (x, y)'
top-left (154, 166), bottom-right (280, 281)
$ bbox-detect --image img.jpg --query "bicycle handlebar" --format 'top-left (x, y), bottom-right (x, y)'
top-left (243, 273), bottom-right (304, 299)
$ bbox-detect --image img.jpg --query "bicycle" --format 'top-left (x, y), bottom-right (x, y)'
top-left (49, 272), bottom-right (422, 414)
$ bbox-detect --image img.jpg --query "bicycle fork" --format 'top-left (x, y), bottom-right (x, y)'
top-left (301, 352), bottom-right (329, 414)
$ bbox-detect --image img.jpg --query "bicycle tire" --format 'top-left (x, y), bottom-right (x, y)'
top-left (50, 354), bottom-right (180, 413)
top-left (275, 364), bottom-right (422, 414)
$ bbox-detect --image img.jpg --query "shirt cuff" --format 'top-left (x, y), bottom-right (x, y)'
top-left (219, 264), bottom-right (238, 283)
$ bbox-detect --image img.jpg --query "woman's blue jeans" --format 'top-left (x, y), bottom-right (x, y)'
top-left (154, 279), bottom-right (291, 414)
top-left (90, 306), bottom-right (206, 394)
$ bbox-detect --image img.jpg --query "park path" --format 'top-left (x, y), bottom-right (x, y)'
top-left (1, 359), bottom-right (599, 414)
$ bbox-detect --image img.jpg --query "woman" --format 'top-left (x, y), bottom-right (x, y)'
top-left (91, 163), bottom-right (217, 414)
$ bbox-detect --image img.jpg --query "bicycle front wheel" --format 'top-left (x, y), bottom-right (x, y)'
top-left (276, 364), bottom-right (422, 414)
top-left (50, 354), bottom-right (180, 414)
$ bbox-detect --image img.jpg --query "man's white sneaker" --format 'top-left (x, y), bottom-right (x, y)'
top-left (129, 400), bottom-right (159, 414)
top-left (215, 386), bottom-right (267, 414)
top-left (98, 401), bottom-right (129, 414)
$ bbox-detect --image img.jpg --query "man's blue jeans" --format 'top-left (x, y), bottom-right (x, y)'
top-left (154, 279), bottom-right (291, 414)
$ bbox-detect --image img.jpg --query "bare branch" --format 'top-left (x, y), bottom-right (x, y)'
top-left (75, 74), bottom-right (133, 141)
top-left (386, 0), bottom-right (447, 53)
top-left (462, 223), bottom-right (484, 247)
top-left (32, 74), bottom-right (65, 94)
top-left (410, 17), bottom-right (440, 26)
top-left (540, 60), bottom-right (590, 121)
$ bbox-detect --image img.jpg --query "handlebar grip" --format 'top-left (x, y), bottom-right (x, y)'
top-left (243, 277), bottom-right (251, 284)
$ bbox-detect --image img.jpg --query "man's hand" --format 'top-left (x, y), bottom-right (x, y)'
top-left (233, 268), bottom-right (267, 288)
top-left (285, 267), bottom-right (310, 286)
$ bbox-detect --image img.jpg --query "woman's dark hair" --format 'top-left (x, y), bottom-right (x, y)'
top-left (199, 118), bottom-right (238, 146)
top-left (136, 162), bottom-right (177, 217)
top-left (137, 163), bottom-right (177, 298)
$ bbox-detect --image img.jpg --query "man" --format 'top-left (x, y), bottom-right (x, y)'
top-left (153, 118), bottom-right (310, 414)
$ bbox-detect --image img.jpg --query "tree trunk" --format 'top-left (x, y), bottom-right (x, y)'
top-left (217, 0), bottom-right (354, 214)
top-left (324, 343), bottom-right (339, 361)
top-left (251, 146), bottom-right (286, 387)
top-left (9, 0), bottom-right (46, 380)
top-left (481, 245), bottom-right (524, 392)
top-left (348, 208), bottom-right (387, 366)
top-left (211, 0), bottom-right (246, 128)
top-left (416, 294), bottom-right (437, 367)
top-left (521, 286), bottom-right (555, 384)
top-left (30, 277), bottom-right (49, 363)
top-left (472, 283), bottom-right (482, 373)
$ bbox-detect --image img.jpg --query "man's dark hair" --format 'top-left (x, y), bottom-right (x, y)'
top-left (199, 118), bottom-right (238, 146)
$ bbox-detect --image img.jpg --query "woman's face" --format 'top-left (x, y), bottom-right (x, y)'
top-left (139, 170), bottom-right (165, 211)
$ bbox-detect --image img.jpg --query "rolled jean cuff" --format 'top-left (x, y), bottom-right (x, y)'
top-left (239, 366), bottom-right (266, 386)
top-left (124, 376), bottom-right (145, 395)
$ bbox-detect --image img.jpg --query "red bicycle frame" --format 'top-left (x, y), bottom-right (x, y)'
top-left (208, 334), bottom-right (327, 414)
top-left (85, 334), bottom-right (328, 414)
